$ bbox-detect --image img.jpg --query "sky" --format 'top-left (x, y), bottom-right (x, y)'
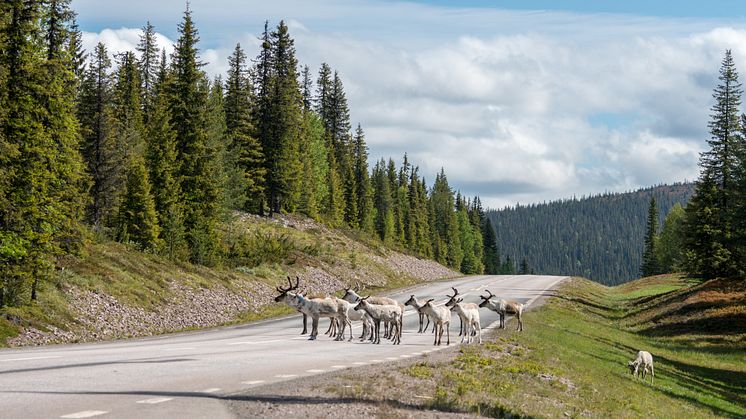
top-left (71, 0), bottom-right (746, 209)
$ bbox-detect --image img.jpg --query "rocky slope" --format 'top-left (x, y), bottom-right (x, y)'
top-left (6, 213), bottom-right (458, 347)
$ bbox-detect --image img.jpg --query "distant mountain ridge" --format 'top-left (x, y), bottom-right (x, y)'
top-left (484, 183), bottom-right (695, 285)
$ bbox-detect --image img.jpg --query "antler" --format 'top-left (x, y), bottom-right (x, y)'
top-left (452, 287), bottom-right (459, 296)
top-left (425, 298), bottom-right (434, 304)
top-left (293, 276), bottom-right (300, 290)
top-left (479, 289), bottom-right (495, 300)
top-left (277, 276), bottom-right (293, 293)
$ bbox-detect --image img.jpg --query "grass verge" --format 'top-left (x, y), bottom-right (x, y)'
top-left (396, 275), bottom-right (746, 417)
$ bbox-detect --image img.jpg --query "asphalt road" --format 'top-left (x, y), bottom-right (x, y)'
top-left (0, 274), bottom-right (566, 418)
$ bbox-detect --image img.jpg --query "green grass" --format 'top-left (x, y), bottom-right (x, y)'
top-left (409, 276), bottom-right (746, 418)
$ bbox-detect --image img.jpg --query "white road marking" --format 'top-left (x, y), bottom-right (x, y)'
top-left (1, 356), bottom-right (61, 362)
top-left (411, 352), bottom-right (423, 355)
top-left (306, 369), bottom-right (326, 373)
top-left (330, 365), bottom-right (347, 369)
top-left (227, 340), bottom-right (282, 346)
top-left (162, 347), bottom-right (195, 351)
top-left (352, 361), bottom-right (368, 365)
top-left (399, 355), bottom-right (411, 358)
top-left (368, 359), bottom-right (383, 363)
top-left (385, 357), bottom-right (398, 360)
top-left (60, 411), bottom-right (108, 418)
top-left (274, 374), bottom-right (298, 378)
top-left (200, 388), bottom-right (221, 393)
top-left (241, 380), bottom-right (265, 385)
top-left (136, 397), bottom-right (173, 404)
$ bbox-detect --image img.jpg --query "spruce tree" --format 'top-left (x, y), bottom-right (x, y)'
top-left (137, 21), bottom-right (160, 122)
top-left (169, 7), bottom-right (221, 265)
top-left (373, 159), bottom-right (395, 243)
top-left (325, 152), bottom-right (345, 226)
top-left (298, 111), bottom-right (328, 219)
top-left (259, 21), bottom-right (303, 213)
top-left (225, 43), bottom-right (265, 213)
top-left (640, 196), bottom-right (660, 277)
top-left (116, 156), bottom-right (161, 250)
top-left (519, 257), bottom-right (530, 275)
top-left (430, 169), bottom-right (462, 270)
top-left (684, 50), bottom-right (745, 278)
top-left (145, 81), bottom-right (185, 260)
top-left (78, 43), bottom-right (116, 228)
top-left (656, 203), bottom-right (685, 273)
top-left (482, 218), bottom-right (500, 274)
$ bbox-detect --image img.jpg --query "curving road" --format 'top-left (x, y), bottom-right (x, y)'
top-left (0, 275), bottom-right (566, 418)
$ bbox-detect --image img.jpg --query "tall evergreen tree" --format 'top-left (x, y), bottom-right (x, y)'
top-left (298, 111), bottom-right (328, 219)
top-left (325, 152), bottom-right (345, 226)
top-left (482, 218), bottom-right (500, 274)
top-left (640, 196), bottom-right (660, 277)
top-left (78, 43), bottom-right (116, 228)
top-left (684, 50), bottom-right (744, 278)
top-left (519, 257), bottom-right (530, 275)
top-left (145, 69), bottom-right (185, 260)
top-left (136, 21), bottom-right (160, 122)
top-left (116, 156), bottom-right (160, 250)
top-left (430, 169), bottom-right (462, 270)
top-left (300, 64), bottom-right (313, 112)
top-left (656, 203), bottom-right (685, 273)
top-left (225, 43), bottom-right (265, 213)
top-left (373, 159), bottom-right (395, 243)
top-left (257, 21), bottom-right (303, 213)
top-left (168, 7), bottom-right (221, 265)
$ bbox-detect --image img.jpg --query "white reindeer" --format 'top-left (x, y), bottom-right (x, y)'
top-left (444, 287), bottom-right (478, 336)
top-left (404, 294), bottom-right (433, 333)
top-left (342, 286), bottom-right (404, 339)
top-left (478, 290), bottom-right (524, 331)
top-left (289, 293), bottom-right (351, 341)
top-left (353, 296), bottom-right (402, 345)
top-left (417, 299), bottom-right (451, 346)
top-left (449, 297), bottom-right (482, 344)
top-left (628, 350), bottom-right (655, 384)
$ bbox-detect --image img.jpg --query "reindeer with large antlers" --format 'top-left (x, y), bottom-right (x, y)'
top-left (478, 290), bottom-right (524, 331)
top-left (274, 276), bottom-right (309, 334)
top-left (342, 285), bottom-right (404, 340)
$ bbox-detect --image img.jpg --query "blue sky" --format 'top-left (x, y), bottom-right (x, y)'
top-left (72, 1), bottom-right (746, 208)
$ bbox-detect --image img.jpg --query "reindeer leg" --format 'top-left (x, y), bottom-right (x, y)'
top-left (309, 316), bottom-right (319, 340)
top-left (301, 313), bottom-right (307, 335)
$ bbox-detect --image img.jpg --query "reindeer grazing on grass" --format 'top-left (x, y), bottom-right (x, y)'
top-left (478, 290), bottom-right (524, 331)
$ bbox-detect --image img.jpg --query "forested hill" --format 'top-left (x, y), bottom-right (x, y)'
top-left (485, 183), bottom-right (695, 285)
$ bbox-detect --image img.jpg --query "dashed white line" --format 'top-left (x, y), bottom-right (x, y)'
top-left (136, 397), bottom-right (173, 404)
top-left (2, 356), bottom-right (61, 362)
top-left (330, 365), bottom-right (347, 369)
top-left (274, 374), bottom-right (298, 378)
top-left (200, 388), bottom-right (221, 393)
top-left (162, 347), bottom-right (195, 351)
top-left (385, 357), bottom-right (398, 360)
top-left (306, 369), bottom-right (326, 373)
top-left (352, 361), bottom-right (368, 365)
top-left (241, 380), bottom-right (265, 385)
top-left (60, 411), bottom-right (108, 418)
top-left (411, 352), bottom-right (423, 355)
top-left (368, 359), bottom-right (383, 363)
top-left (227, 340), bottom-right (282, 346)
top-left (399, 355), bottom-right (411, 358)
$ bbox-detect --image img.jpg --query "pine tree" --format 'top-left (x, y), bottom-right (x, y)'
top-left (315, 63), bottom-right (332, 135)
top-left (78, 42), bottom-right (116, 229)
top-left (116, 156), bottom-right (161, 250)
top-left (145, 80), bottom-right (185, 260)
top-left (640, 196), bottom-right (660, 277)
top-left (258, 21), bottom-right (303, 213)
top-left (656, 203), bottom-right (685, 273)
top-left (684, 173), bottom-right (729, 277)
top-left (298, 111), bottom-right (328, 219)
top-left (225, 43), bottom-right (265, 213)
top-left (482, 218), bottom-right (500, 274)
top-left (300, 64), bottom-right (313, 111)
top-left (684, 50), bottom-right (745, 278)
top-left (430, 169), bottom-right (462, 270)
top-left (373, 159), bottom-right (395, 243)
top-left (169, 7), bottom-right (221, 265)
top-left (519, 257), bottom-right (530, 275)
top-left (137, 21), bottom-right (160, 122)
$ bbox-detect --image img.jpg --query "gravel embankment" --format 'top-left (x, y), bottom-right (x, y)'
top-left (8, 215), bottom-right (459, 347)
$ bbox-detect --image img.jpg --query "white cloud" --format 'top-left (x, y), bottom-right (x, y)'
top-left (74, 2), bottom-right (746, 208)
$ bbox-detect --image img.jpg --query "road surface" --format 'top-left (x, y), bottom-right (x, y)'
top-left (0, 274), bottom-right (566, 418)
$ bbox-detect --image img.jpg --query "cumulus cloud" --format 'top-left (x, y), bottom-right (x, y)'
top-left (73, 1), bottom-right (746, 208)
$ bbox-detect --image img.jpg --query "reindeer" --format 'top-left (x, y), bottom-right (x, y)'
top-left (290, 292), bottom-right (351, 341)
top-left (342, 285), bottom-right (404, 339)
top-left (404, 294), bottom-right (433, 333)
top-left (353, 296), bottom-right (402, 344)
top-left (444, 287), bottom-right (478, 336)
top-left (449, 297), bottom-right (482, 344)
top-left (478, 290), bottom-right (524, 331)
top-left (274, 276), bottom-right (336, 335)
top-left (417, 299), bottom-right (451, 346)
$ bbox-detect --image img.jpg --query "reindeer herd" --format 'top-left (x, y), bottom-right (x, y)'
top-left (273, 277), bottom-right (525, 345)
